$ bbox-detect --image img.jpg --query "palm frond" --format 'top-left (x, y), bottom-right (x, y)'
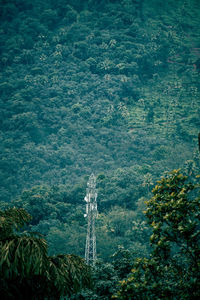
top-left (0, 236), bottom-right (48, 279)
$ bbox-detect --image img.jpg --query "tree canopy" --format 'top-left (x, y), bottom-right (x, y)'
top-left (114, 170), bottom-right (200, 299)
top-left (0, 0), bottom-right (200, 204)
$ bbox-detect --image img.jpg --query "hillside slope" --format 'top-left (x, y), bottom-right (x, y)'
top-left (0, 0), bottom-right (200, 203)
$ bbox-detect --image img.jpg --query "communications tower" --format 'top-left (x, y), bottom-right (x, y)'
top-left (84, 173), bottom-right (98, 265)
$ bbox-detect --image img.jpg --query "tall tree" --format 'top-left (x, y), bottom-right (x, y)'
top-left (114, 170), bottom-right (200, 299)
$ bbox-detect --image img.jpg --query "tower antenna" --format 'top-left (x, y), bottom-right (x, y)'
top-left (84, 173), bottom-right (98, 265)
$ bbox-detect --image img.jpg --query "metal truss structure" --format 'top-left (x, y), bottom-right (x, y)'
top-left (84, 173), bottom-right (98, 265)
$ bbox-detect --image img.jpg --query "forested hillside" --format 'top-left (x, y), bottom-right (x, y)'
top-left (0, 0), bottom-right (200, 261)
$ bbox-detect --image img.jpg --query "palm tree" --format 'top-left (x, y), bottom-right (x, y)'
top-left (0, 208), bottom-right (91, 300)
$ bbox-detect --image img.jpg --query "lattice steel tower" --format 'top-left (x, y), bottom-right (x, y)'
top-left (84, 173), bottom-right (98, 265)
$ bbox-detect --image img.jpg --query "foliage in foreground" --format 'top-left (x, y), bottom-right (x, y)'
top-left (70, 247), bottom-right (136, 300)
top-left (0, 208), bottom-right (91, 300)
top-left (114, 170), bottom-right (200, 299)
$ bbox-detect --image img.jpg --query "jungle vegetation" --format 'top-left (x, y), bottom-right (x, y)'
top-left (0, 0), bottom-right (200, 298)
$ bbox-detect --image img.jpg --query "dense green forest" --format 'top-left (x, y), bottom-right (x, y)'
top-left (0, 0), bottom-right (200, 298)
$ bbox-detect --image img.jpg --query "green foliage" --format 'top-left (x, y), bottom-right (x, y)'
top-left (11, 172), bottom-right (151, 260)
top-left (114, 170), bottom-right (200, 299)
top-left (111, 246), bottom-right (135, 279)
top-left (0, 0), bottom-right (199, 204)
top-left (70, 246), bottom-right (138, 300)
top-left (91, 260), bottom-right (119, 299)
top-left (0, 207), bottom-right (91, 299)
top-left (0, 1), bottom-right (200, 295)
top-left (0, 207), bottom-right (32, 239)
